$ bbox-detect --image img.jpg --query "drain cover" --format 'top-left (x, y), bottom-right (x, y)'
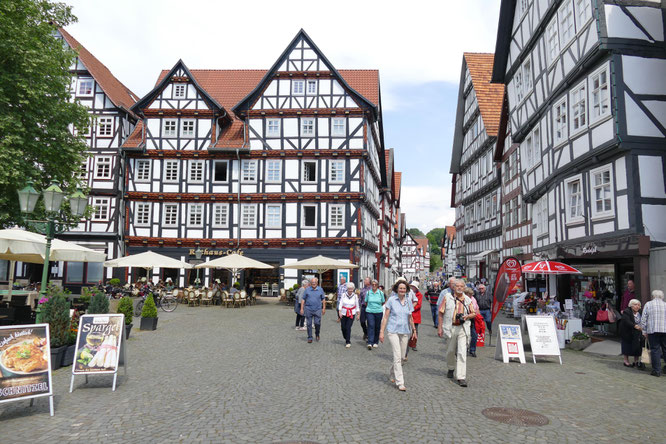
top-left (482, 407), bottom-right (549, 426)
top-left (575, 371), bottom-right (586, 374)
top-left (273, 442), bottom-right (320, 444)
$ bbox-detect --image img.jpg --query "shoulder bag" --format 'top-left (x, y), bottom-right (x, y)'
top-left (596, 304), bottom-right (609, 322)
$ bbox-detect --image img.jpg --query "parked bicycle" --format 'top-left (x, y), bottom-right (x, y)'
top-left (133, 291), bottom-right (178, 316)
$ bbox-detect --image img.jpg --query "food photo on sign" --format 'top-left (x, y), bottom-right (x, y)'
top-left (73, 315), bottom-right (123, 374)
top-left (0, 325), bottom-right (52, 402)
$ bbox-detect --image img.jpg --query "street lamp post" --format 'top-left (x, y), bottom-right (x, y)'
top-left (194, 247), bottom-right (203, 287)
top-left (17, 181), bottom-right (88, 296)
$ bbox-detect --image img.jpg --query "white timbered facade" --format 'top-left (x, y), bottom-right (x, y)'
top-left (400, 231), bottom-right (422, 281)
top-left (492, 0), bottom-right (666, 302)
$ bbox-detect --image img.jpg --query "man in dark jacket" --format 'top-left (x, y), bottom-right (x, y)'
top-left (476, 283), bottom-right (493, 335)
top-left (426, 281), bottom-right (441, 328)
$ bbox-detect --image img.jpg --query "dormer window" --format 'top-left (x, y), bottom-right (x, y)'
top-left (78, 78), bottom-right (93, 96)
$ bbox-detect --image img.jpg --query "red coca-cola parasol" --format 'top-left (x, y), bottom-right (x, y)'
top-left (521, 261), bottom-right (582, 275)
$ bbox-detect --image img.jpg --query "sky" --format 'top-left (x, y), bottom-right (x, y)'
top-left (62, 0), bottom-right (502, 233)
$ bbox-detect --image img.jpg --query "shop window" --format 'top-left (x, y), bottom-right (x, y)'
top-left (86, 262), bottom-right (103, 284)
top-left (66, 262), bottom-right (84, 283)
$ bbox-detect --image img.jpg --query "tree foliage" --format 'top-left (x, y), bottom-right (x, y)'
top-left (0, 0), bottom-right (90, 228)
top-left (430, 253), bottom-right (443, 272)
top-left (408, 228), bottom-right (425, 237)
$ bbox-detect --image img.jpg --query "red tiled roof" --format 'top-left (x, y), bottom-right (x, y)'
top-left (415, 238), bottom-right (429, 257)
top-left (123, 120), bottom-right (143, 148)
top-left (59, 28), bottom-right (138, 113)
top-left (464, 53), bottom-right (505, 137)
top-left (393, 172), bottom-right (402, 202)
top-left (445, 225), bottom-right (456, 241)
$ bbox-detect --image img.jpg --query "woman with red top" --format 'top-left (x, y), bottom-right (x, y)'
top-left (405, 281), bottom-right (423, 356)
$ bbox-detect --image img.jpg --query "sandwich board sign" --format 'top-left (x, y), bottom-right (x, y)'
top-left (525, 315), bottom-right (562, 364)
top-left (494, 324), bottom-right (526, 364)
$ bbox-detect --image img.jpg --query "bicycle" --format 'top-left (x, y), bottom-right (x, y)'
top-left (134, 291), bottom-right (178, 316)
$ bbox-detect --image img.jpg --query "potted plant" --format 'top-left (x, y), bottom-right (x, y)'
top-left (108, 278), bottom-right (121, 287)
top-left (117, 296), bottom-right (134, 338)
top-left (568, 331), bottom-right (591, 351)
top-left (140, 294), bottom-right (158, 331)
top-left (40, 290), bottom-right (70, 370)
top-left (88, 290), bottom-right (109, 314)
top-left (62, 309), bottom-right (81, 367)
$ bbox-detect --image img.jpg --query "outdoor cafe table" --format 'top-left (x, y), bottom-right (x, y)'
top-left (0, 290), bottom-right (40, 308)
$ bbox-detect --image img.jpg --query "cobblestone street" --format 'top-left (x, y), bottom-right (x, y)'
top-left (1, 299), bottom-right (664, 443)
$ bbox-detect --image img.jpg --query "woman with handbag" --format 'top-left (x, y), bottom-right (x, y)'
top-left (404, 281), bottom-right (422, 357)
top-left (337, 282), bottom-right (359, 348)
top-left (620, 299), bottom-right (644, 368)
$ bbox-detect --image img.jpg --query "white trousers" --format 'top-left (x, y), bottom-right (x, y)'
top-left (388, 333), bottom-right (409, 386)
top-left (446, 324), bottom-right (468, 381)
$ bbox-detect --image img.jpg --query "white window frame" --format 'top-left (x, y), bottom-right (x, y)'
top-left (558, 0), bottom-right (576, 48)
top-left (267, 119), bottom-right (280, 137)
top-left (307, 80), bottom-right (317, 94)
top-left (97, 117), bottom-right (113, 137)
top-left (265, 204), bottom-right (282, 229)
top-left (162, 203), bottom-right (179, 227)
top-left (163, 119), bottom-right (177, 137)
top-left (292, 80), bottom-right (305, 95)
top-left (164, 160), bottom-right (180, 183)
top-left (266, 159), bottom-right (281, 183)
top-left (189, 160), bottom-right (204, 183)
top-left (301, 118), bottom-right (314, 136)
top-left (329, 204), bottom-right (344, 229)
top-left (212, 203), bottom-right (229, 228)
top-left (329, 160), bottom-right (345, 184)
top-left (570, 80), bottom-right (587, 135)
top-left (514, 68), bottom-right (524, 103)
top-left (564, 175), bottom-right (584, 223)
top-left (241, 159), bottom-right (257, 183)
top-left (590, 165), bottom-right (614, 219)
top-left (332, 118), bottom-right (346, 136)
top-left (521, 56), bottom-right (533, 98)
top-left (135, 202), bottom-right (152, 227)
top-left (212, 160), bottom-right (229, 183)
top-left (302, 160), bottom-right (317, 183)
top-left (188, 203), bottom-right (204, 228)
top-left (553, 97), bottom-right (568, 146)
top-left (135, 159), bottom-right (151, 182)
top-left (91, 197), bottom-right (110, 221)
top-left (590, 64), bottom-right (611, 123)
top-left (534, 196), bottom-right (549, 236)
top-left (576, 0), bottom-right (592, 28)
top-left (79, 160), bottom-right (88, 179)
top-left (241, 204), bottom-right (257, 229)
top-left (173, 84), bottom-right (186, 98)
top-left (77, 78), bottom-right (94, 96)
top-left (302, 204), bottom-right (317, 228)
top-left (546, 20), bottom-right (560, 65)
top-left (181, 119), bottom-right (195, 137)
top-left (94, 156), bottom-right (112, 179)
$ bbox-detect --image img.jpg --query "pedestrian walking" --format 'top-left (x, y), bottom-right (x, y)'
top-left (379, 280), bottom-right (417, 392)
top-left (405, 281), bottom-right (422, 357)
top-left (426, 281), bottom-right (441, 328)
top-left (438, 279), bottom-right (476, 387)
top-left (640, 290), bottom-right (666, 377)
top-left (621, 280), bottom-right (635, 311)
top-left (294, 279), bottom-right (309, 330)
top-left (464, 287), bottom-right (480, 358)
top-left (300, 277), bottom-right (326, 343)
top-left (338, 282), bottom-right (359, 347)
top-left (336, 275), bottom-right (348, 322)
top-left (359, 277), bottom-right (371, 340)
top-left (476, 283), bottom-right (492, 335)
top-left (365, 279), bottom-right (385, 349)
top-left (619, 299), bottom-right (644, 368)
top-left (437, 277), bottom-right (457, 311)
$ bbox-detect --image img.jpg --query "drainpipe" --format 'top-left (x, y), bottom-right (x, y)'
top-left (236, 148), bottom-right (241, 250)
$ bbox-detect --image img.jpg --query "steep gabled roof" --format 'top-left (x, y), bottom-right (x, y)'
top-left (464, 53), bottom-right (505, 137)
top-left (491, 0), bottom-right (516, 83)
top-left (393, 172), bottom-right (402, 203)
top-left (415, 237), bottom-right (429, 257)
top-left (59, 28), bottom-right (138, 114)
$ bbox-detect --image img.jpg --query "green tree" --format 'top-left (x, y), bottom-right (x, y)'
top-left (430, 253), bottom-right (442, 272)
top-left (408, 228), bottom-right (425, 237)
top-left (0, 0), bottom-right (90, 228)
top-left (426, 228), bottom-right (446, 255)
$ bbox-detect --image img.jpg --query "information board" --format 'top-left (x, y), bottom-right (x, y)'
top-left (525, 315), bottom-right (562, 364)
top-left (0, 324), bottom-right (54, 415)
top-left (494, 324), bottom-right (526, 364)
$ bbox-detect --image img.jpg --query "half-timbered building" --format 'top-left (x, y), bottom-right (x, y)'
top-left (121, 30), bottom-right (396, 290)
top-left (492, 0), bottom-right (666, 302)
top-left (400, 231), bottom-right (422, 281)
top-left (450, 53), bottom-right (506, 281)
top-left (376, 149), bottom-right (404, 287)
top-left (441, 226), bottom-right (459, 278)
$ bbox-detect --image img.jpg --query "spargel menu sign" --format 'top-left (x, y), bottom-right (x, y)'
top-left (73, 314), bottom-right (123, 374)
top-left (525, 315), bottom-right (562, 364)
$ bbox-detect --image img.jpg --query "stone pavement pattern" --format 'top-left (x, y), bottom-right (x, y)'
top-left (1, 300), bottom-right (665, 443)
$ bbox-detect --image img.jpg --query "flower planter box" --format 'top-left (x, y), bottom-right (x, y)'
top-left (140, 317), bottom-right (158, 331)
top-left (567, 338), bottom-right (591, 351)
top-left (50, 345), bottom-right (66, 371)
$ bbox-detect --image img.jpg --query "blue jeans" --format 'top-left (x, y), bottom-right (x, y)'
top-left (305, 309), bottom-right (321, 340)
top-left (648, 332), bottom-right (666, 374)
top-left (366, 312), bottom-right (383, 345)
top-left (430, 304), bottom-right (438, 327)
top-left (469, 322), bottom-right (477, 353)
top-left (479, 309), bottom-right (492, 333)
top-left (359, 305), bottom-right (368, 337)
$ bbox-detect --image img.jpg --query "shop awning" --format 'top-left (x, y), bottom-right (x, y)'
top-left (471, 249), bottom-right (498, 261)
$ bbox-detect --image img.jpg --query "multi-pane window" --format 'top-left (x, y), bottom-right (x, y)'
top-left (189, 160), bottom-right (204, 183)
top-left (292, 80), bottom-right (304, 95)
top-left (78, 78), bottom-right (93, 96)
top-left (492, 194), bottom-right (498, 217)
top-left (554, 98), bottom-right (568, 145)
top-left (174, 84), bottom-right (186, 98)
top-left (91, 198), bottom-right (109, 221)
top-left (267, 119), bottom-right (280, 136)
top-left (97, 117), bottom-right (113, 137)
top-left (329, 160), bottom-right (344, 183)
top-left (181, 120), bottom-right (195, 137)
top-left (514, 69), bottom-right (524, 103)
top-left (213, 160), bottom-right (228, 183)
top-left (559, 0), bottom-right (575, 46)
top-left (95, 156), bottom-right (112, 179)
top-left (566, 178), bottom-right (583, 220)
top-left (136, 160), bottom-right (151, 182)
top-left (266, 205), bottom-right (281, 228)
top-left (485, 196), bottom-right (491, 219)
top-left (307, 80), bottom-right (317, 94)
top-left (522, 57), bottom-right (533, 96)
top-left (505, 202), bottom-right (512, 226)
top-left (79, 161), bottom-right (88, 179)
top-left (301, 118), bottom-right (314, 135)
top-left (241, 160), bottom-right (257, 182)
top-left (241, 204), bottom-right (257, 228)
top-left (329, 205), bottom-right (344, 228)
top-left (591, 67), bottom-right (610, 121)
top-left (188, 203), bottom-right (203, 227)
top-left (212, 203), bottom-right (229, 228)
top-left (302, 205), bottom-right (317, 227)
top-left (570, 82), bottom-right (587, 133)
top-left (576, 0), bottom-right (592, 26)
top-left (164, 160), bottom-right (179, 182)
top-left (546, 21), bottom-right (560, 64)
top-left (534, 197), bottom-right (548, 235)
top-left (163, 119), bottom-right (177, 137)
top-left (303, 161), bottom-right (317, 182)
top-left (266, 160), bottom-right (281, 183)
top-left (592, 167), bottom-right (613, 216)
top-left (163, 204), bottom-right (178, 227)
top-left (510, 151), bottom-right (518, 177)
top-left (523, 126), bottom-right (540, 170)
top-left (332, 118), bottom-right (345, 136)
top-left (135, 203), bottom-right (151, 227)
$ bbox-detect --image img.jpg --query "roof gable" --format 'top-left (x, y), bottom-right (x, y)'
top-left (464, 53), bottom-right (505, 137)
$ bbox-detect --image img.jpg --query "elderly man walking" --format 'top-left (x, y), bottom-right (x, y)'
top-left (300, 277), bottom-right (326, 343)
top-left (476, 283), bottom-right (493, 335)
top-left (426, 281), bottom-right (441, 328)
top-left (640, 290), bottom-right (666, 377)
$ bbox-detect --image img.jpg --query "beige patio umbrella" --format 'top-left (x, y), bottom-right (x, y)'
top-left (194, 253), bottom-right (273, 274)
top-left (103, 251), bottom-right (193, 270)
top-left (281, 255), bottom-right (358, 283)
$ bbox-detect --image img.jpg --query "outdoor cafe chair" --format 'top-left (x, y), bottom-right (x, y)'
top-left (271, 283), bottom-right (279, 297)
top-left (201, 290), bottom-right (213, 306)
top-left (221, 291), bottom-right (233, 308)
top-left (261, 283), bottom-right (269, 296)
top-left (187, 289), bottom-right (199, 306)
top-left (239, 290), bottom-right (248, 307)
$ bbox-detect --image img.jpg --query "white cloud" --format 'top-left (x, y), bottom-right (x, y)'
top-left (400, 185), bottom-right (455, 233)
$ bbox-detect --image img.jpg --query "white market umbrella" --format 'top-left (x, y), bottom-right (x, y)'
top-left (194, 253), bottom-right (273, 273)
top-left (281, 255), bottom-right (358, 284)
top-left (104, 251), bottom-right (193, 270)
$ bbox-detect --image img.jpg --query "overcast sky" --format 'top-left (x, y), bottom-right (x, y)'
top-left (63, 0), bottom-right (501, 233)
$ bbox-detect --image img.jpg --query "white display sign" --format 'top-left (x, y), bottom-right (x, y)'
top-left (494, 324), bottom-right (526, 364)
top-left (565, 299), bottom-right (573, 310)
top-left (525, 315), bottom-right (562, 364)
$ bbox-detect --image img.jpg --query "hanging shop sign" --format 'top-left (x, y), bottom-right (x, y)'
top-left (494, 324), bottom-right (526, 364)
top-left (0, 324), bottom-right (54, 416)
top-left (491, 257), bottom-right (523, 323)
top-left (188, 249), bottom-right (244, 257)
top-left (525, 315), bottom-right (562, 365)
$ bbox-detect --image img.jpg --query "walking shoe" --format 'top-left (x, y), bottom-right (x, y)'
top-left (650, 370), bottom-right (660, 377)
top-left (372, 344), bottom-right (378, 348)
top-left (367, 344), bottom-right (372, 350)
top-left (398, 385), bottom-right (406, 391)
top-left (469, 352), bottom-right (477, 358)
top-left (307, 339), bottom-right (313, 343)
top-left (447, 370), bottom-right (454, 379)
top-left (411, 347), bottom-right (417, 351)
top-left (457, 379), bottom-right (468, 387)
top-left (298, 327), bottom-right (307, 331)
top-left (316, 336), bottom-right (320, 342)
top-left (345, 343), bottom-right (351, 348)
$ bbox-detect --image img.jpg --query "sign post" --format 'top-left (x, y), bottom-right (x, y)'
top-left (69, 314), bottom-right (127, 392)
top-left (525, 315), bottom-right (562, 364)
top-left (494, 324), bottom-right (526, 363)
top-left (0, 324), bottom-right (54, 416)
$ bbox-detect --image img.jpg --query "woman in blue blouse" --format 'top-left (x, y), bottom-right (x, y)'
top-left (365, 279), bottom-right (385, 349)
top-left (379, 279), bottom-right (417, 391)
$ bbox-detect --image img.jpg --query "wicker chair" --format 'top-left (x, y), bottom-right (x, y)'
top-left (239, 290), bottom-right (248, 307)
top-left (325, 293), bottom-right (337, 309)
top-left (187, 289), bottom-right (199, 306)
top-left (200, 289), bottom-right (213, 306)
top-left (221, 291), bottom-right (233, 308)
